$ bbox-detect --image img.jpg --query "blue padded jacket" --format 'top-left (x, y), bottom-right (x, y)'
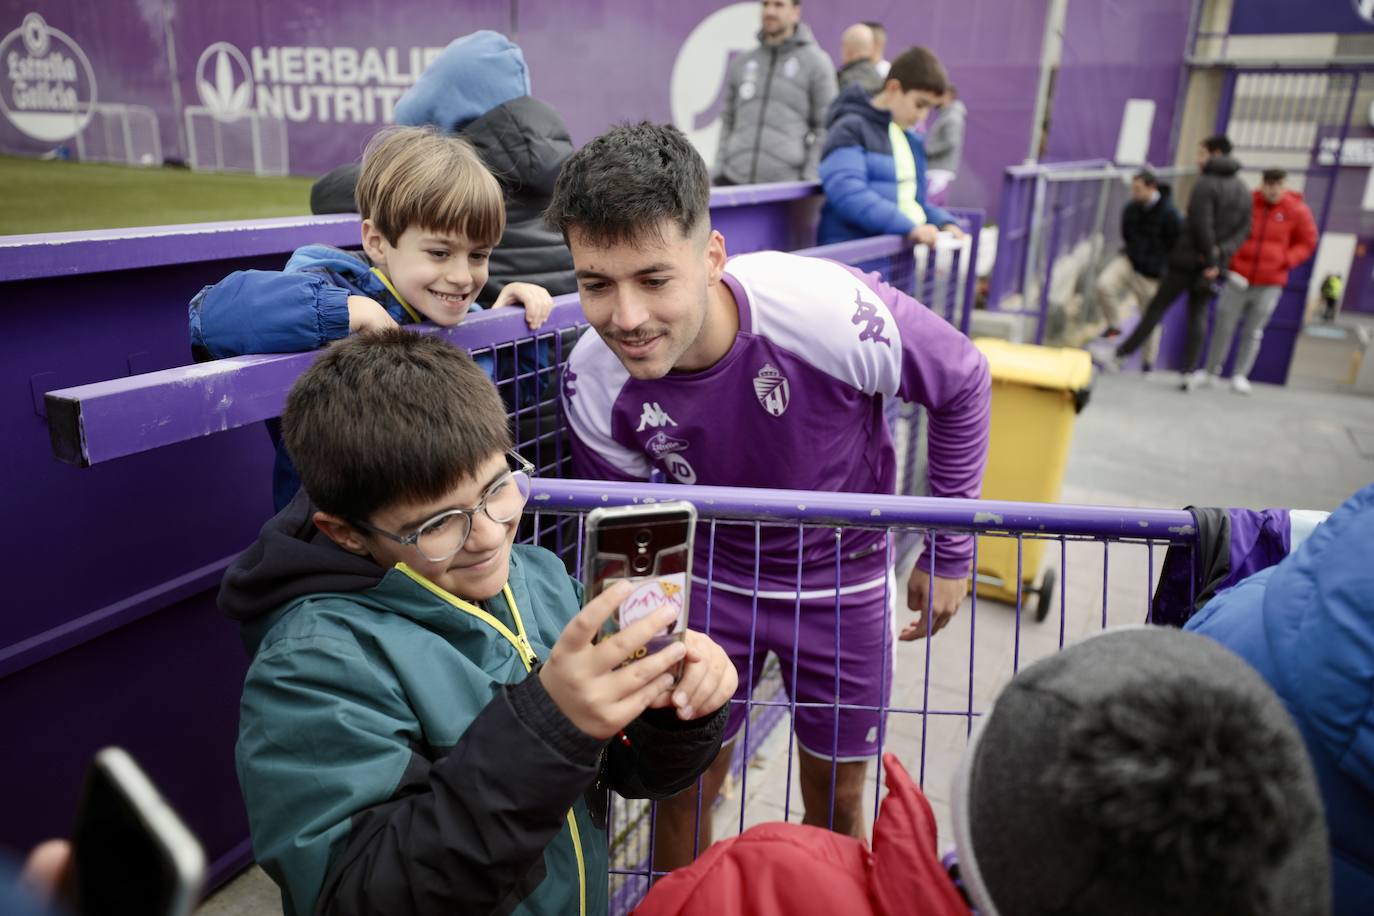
top-left (1186, 483), bottom-right (1374, 916)
top-left (817, 84), bottom-right (955, 245)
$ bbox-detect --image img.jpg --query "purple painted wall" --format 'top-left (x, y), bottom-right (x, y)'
top-left (0, 1), bottom-right (1055, 215)
top-left (1044, 0), bottom-right (1191, 167)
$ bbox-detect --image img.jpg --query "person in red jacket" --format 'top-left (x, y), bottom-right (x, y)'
top-left (1204, 169), bottom-right (1317, 393)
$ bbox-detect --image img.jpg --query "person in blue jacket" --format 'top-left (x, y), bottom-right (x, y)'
top-left (189, 125), bottom-right (552, 511)
top-left (1185, 482), bottom-right (1374, 915)
top-left (817, 46), bottom-right (966, 247)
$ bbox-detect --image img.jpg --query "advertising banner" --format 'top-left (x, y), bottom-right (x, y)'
top-left (1, 0), bottom-right (1059, 214)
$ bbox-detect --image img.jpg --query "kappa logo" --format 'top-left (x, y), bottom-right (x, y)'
top-left (752, 363), bottom-right (790, 417)
top-left (636, 401), bottom-right (677, 431)
top-left (852, 291), bottom-right (891, 347)
top-left (196, 42), bottom-right (254, 121)
top-left (561, 366), bottom-right (578, 402)
top-left (645, 431), bottom-right (689, 460)
top-left (663, 453), bottom-right (697, 485)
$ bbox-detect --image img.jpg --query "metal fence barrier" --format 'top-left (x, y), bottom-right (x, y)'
top-left (524, 479), bottom-right (1197, 913)
top-left (986, 160), bottom-right (1195, 346)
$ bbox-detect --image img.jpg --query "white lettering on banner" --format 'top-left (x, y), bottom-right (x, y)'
top-left (1316, 136), bottom-right (1374, 167)
top-left (0, 11), bottom-right (97, 142)
top-left (200, 40), bottom-right (442, 125)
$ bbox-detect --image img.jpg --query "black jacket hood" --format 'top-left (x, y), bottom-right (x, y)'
top-left (827, 82), bottom-right (885, 129)
top-left (1203, 154), bottom-right (1242, 178)
top-left (462, 96), bottom-right (573, 200)
top-left (219, 488), bottom-right (385, 623)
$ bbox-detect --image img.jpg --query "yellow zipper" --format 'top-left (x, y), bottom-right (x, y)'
top-left (369, 267), bottom-right (423, 323)
top-left (395, 564), bottom-right (588, 916)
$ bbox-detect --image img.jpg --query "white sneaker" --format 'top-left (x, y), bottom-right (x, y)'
top-left (1180, 369), bottom-right (1208, 392)
top-left (1231, 375), bottom-right (1252, 395)
top-left (1093, 350), bottom-right (1122, 374)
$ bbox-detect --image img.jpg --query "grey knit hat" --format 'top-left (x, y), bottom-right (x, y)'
top-left (951, 627), bottom-right (1330, 916)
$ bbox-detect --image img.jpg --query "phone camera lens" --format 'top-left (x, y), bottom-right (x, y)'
top-left (635, 530), bottom-right (652, 547)
top-left (631, 554), bottom-right (651, 574)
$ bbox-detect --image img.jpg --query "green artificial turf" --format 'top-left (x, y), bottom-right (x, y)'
top-left (0, 155), bottom-right (319, 235)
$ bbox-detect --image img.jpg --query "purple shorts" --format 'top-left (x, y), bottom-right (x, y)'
top-left (690, 576), bottom-right (895, 761)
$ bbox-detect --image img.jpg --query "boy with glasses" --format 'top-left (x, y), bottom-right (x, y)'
top-left (223, 329), bottom-right (735, 916)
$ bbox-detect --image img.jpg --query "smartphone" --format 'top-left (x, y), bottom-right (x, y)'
top-left (583, 501), bottom-right (696, 678)
top-left (60, 747), bottom-right (206, 916)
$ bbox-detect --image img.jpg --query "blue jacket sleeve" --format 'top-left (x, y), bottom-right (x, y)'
top-left (820, 144), bottom-right (917, 238)
top-left (189, 269), bottom-right (352, 358)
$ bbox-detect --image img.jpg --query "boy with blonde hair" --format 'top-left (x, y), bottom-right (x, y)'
top-left (189, 125), bottom-right (554, 509)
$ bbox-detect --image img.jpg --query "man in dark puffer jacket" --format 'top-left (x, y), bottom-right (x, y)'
top-left (310, 31), bottom-right (575, 305)
top-left (1111, 135), bottom-right (1251, 389)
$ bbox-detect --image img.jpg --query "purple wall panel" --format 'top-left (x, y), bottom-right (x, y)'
top-left (1044, 0), bottom-right (1191, 167)
top-left (1, 589), bottom-right (254, 888)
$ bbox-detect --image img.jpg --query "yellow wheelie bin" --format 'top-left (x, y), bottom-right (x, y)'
top-left (972, 338), bottom-right (1093, 621)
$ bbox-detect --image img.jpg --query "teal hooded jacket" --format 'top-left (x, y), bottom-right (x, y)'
top-left (227, 492), bottom-right (725, 916)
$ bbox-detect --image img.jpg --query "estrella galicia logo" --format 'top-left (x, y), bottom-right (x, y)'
top-left (645, 431), bottom-right (689, 460)
top-left (852, 291), bottom-right (892, 347)
top-left (752, 363), bottom-right (790, 417)
top-left (0, 11), bottom-right (98, 142)
top-left (196, 41), bottom-right (253, 121)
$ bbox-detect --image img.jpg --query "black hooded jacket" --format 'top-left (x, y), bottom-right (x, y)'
top-left (1120, 184), bottom-right (1181, 279)
top-left (223, 490), bottom-right (727, 916)
top-left (1171, 154), bottom-right (1252, 273)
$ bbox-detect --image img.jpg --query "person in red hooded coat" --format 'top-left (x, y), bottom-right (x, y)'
top-left (1204, 168), bottom-right (1317, 393)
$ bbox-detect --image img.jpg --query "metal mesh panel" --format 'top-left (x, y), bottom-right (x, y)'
top-left (522, 494), bottom-right (1191, 914)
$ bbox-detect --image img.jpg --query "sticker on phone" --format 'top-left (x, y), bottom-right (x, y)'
top-left (617, 573), bottom-right (688, 636)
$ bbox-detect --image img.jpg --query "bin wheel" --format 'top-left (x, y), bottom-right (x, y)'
top-left (1034, 568), bottom-right (1057, 623)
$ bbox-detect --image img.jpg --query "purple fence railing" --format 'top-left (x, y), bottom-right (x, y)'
top-left (524, 479), bottom-right (1198, 913)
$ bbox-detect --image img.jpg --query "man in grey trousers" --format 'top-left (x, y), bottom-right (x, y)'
top-left (713, 0), bottom-right (838, 185)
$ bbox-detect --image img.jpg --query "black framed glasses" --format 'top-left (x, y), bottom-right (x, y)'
top-left (354, 451), bottom-right (534, 563)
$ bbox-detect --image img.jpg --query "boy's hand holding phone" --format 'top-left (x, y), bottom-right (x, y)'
top-left (541, 581), bottom-right (688, 740)
top-left (492, 281), bottom-right (554, 329)
top-left (648, 629), bottom-right (737, 722)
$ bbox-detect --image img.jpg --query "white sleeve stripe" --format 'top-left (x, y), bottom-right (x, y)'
top-left (564, 337), bottom-right (653, 478)
top-left (732, 252), bottom-right (902, 398)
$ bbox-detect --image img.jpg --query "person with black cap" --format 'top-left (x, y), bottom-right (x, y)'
top-left (952, 627), bottom-right (1330, 916)
top-left (636, 626), bottom-right (1331, 916)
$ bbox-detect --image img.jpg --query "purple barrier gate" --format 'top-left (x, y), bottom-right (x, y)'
top-left (525, 479), bottom-right (1197, 913)
top-left (6, 202), bottom-right (981, 894)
